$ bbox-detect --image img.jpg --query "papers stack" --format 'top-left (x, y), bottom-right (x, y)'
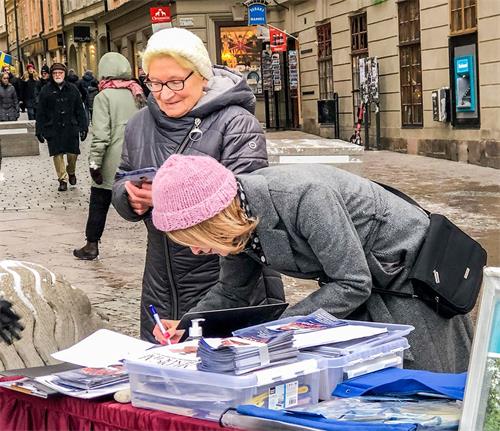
top-left (197, 332), bottom-right (297, 375)
top-left (51, 365), bottom-right (129, 390)
top-left (234, 309), bottom-right (388, 350)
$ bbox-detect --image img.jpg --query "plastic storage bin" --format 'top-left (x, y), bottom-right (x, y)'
top-left (301, 337), bottom-right (410, 400)
top-left (126, 358), bottom-right (322, 421)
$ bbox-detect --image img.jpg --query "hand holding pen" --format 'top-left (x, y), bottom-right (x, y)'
top-left (149, 305), bottom-right (172, 345)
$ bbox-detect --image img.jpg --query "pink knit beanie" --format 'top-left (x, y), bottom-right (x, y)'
top-left (152, 154), bottom-right (237, 232)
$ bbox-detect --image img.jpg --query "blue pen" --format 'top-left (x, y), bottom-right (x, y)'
top-left (148, 305), bottom-right (171, 345)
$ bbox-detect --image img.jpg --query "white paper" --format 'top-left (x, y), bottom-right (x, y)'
top-left (51, 329), bottom-right (154, 367)
top-left (292, 325), bottom-right (387, 349)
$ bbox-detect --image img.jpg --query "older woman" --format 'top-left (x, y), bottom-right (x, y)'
top-left (112, 28), bottom-right (283, 341)
top-left (151, 154), bottom-right (474, 373)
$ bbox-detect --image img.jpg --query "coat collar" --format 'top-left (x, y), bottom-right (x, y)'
top-left (238, 174), bottom-right (299, 272)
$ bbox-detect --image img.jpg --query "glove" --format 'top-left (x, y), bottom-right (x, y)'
top-left (90, 167), bottom-right (103, 185)
top-left (19, 101), bottom-right (25, 112)
top-left (80, 130), bottom-right (88, 141)
top-left (0, 300), bottom-right (23, 344)
top-left (36, 133), bottom-right (44, 143)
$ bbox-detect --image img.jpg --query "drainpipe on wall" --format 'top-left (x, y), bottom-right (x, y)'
top-left (13, 0), bottom-right (23, 74)
top-left (58, 0), bottom-right (67, 64)
top-left (39, 0), bottom-right (46, 66)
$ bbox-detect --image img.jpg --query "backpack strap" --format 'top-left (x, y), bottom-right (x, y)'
top-left (374, 181), bottom-right (430, 217)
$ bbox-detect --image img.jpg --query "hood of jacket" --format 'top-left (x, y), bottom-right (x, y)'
top-left (67, 74), bottom-right (78, 83)
top-left (98, 53), bottom-right (132, 80)
top-left (146, 65), bottom-right (256, 133)
top-left (83, 71), bottom-right (94, 82)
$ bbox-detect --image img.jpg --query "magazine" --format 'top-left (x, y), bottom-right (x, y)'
top-left (53, 365), bottom-right (128, 390)
top-left (234, 309), bottom-right (388, 349)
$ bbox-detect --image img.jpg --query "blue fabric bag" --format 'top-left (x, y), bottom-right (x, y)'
top-left (332, 367), bottom-right (467, 400)
top-left (236, 405), bottom-right (418, 431)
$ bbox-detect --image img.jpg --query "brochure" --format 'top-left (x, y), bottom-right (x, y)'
top-left (234, 309), bottom-right (388, 349)
top-left (53, 365), bottom-right (128, 390)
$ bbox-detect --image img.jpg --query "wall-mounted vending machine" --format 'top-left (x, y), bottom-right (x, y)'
top-left (454, 55), bottom-right (476, 112)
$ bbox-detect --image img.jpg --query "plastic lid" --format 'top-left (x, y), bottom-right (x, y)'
top-left (189, 318), bottom-right (205, 338)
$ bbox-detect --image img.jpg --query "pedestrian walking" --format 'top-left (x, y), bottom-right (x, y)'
top-left (20, 63), bottom-right (39, 120)
top-left (137, 66), bottom-right (150, 97)
top-left (86, 79), bottom-right (99, 123)
top-left (67, 69), bottom-right (88, 106)
top-left (35, 63), bottom-right (88, 192)
top-left (152, 155), bottom-right (474, 373)
top-left (35, 64), bottom-right (50, 106)
top-left (3, 66), bottom-right (21, 110)
top-left (73, 53), bottom-right (146, 260)
top-left (0, 72), bottom-right (19, 121)
top-left (112, 28), bottom-right (284, 342)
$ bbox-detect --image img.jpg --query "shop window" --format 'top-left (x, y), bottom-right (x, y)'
top-left (219, 26), bottom-right (262, 95)
top-left (350, 13), bottom-right (368, 123)
top-left (450, 0), bottom-right (477, 35)
top-left (316, 22), bottom-right (334, 100)
top-left (398, 0), bottom-right (423, 127)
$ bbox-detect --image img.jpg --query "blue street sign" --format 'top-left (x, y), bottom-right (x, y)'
top-left (248, 3), bottom-right (267, 25)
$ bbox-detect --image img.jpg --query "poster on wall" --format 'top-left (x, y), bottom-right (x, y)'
top-left (261, 49), bottom-right (273, 91)
top-left (271, 53), bottom-right (282, 91)
top-left (220, 26), bottom-right (262, 94)
top-left (288, 50), bottom-right (298, 91)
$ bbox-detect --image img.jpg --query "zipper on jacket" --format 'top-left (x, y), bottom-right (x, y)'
top-left (163, 235), bottom-right (179, 319)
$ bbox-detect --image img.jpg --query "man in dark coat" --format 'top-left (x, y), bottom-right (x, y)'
top-left (35, 64), bottom-right (50, 106)
top-left (36, 63), bottom-right (88, 192)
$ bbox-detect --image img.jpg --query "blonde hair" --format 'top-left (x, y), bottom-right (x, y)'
top-left (22, 70), bottom-right (39, 81)
top-left (166, 197), bottom-right (258, 255)
top-left (141, 51), bottom-right (201, 77)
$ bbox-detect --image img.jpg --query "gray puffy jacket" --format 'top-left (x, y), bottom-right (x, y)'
top-left (112, 66), bottom-right (284, 341)
top-left (0, 84), bottom-right (19, 121)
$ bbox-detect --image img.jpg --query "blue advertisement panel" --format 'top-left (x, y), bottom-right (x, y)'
top-left (248, 3), bottom-right (267, 26)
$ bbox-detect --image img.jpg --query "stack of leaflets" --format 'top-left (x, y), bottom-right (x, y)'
top-left (52, 365), bottom-right (129, 390)
top-left (34, 365), bottom-right (130, 399)
top-left (197, 332), bottom-right (297, 375)
top-left (234, 309), bottom-right (389, 350)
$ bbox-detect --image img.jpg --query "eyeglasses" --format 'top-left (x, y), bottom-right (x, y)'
top-left (145, 71), bottom-right (194, 92)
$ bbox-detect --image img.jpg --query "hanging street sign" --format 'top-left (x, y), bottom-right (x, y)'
top-left (270, 27), bottom-right (287, 52)
top-left (245, 0), bottom-right (268, 26)
top-left (150, 6), bottom-right (172, 33)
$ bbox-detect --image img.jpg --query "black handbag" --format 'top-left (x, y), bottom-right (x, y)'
top-left (372, 183), bottom-right (487, 319)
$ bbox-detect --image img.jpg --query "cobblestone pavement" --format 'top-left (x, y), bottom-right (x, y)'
top-left (1, 131), bottom-right (499, 338)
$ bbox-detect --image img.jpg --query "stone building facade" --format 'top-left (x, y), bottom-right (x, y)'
top-left (3, 0), bottom-right (498, 167)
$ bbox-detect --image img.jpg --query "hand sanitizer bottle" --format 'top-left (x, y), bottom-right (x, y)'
top-left (185, 318), bottom-right (205, 342)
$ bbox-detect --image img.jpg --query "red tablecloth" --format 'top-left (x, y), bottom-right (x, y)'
top-left (0, 385), bottom-right (241, 431)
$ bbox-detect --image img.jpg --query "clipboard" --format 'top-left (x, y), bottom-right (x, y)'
top-left (177, 303), bottom-right (288, 341)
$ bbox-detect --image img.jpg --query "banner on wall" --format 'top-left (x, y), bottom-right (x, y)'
top-left (270, 28), bottom-right (287, 52)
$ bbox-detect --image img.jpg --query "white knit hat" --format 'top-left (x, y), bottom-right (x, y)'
top-left (142, 28), bottom-right (214, 80)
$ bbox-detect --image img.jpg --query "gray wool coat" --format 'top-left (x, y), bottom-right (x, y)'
top-left (191, 164), bottom-right (474, 373)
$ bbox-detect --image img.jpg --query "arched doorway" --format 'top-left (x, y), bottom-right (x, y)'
top-left (68, 45), bottom-right (77, 71)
